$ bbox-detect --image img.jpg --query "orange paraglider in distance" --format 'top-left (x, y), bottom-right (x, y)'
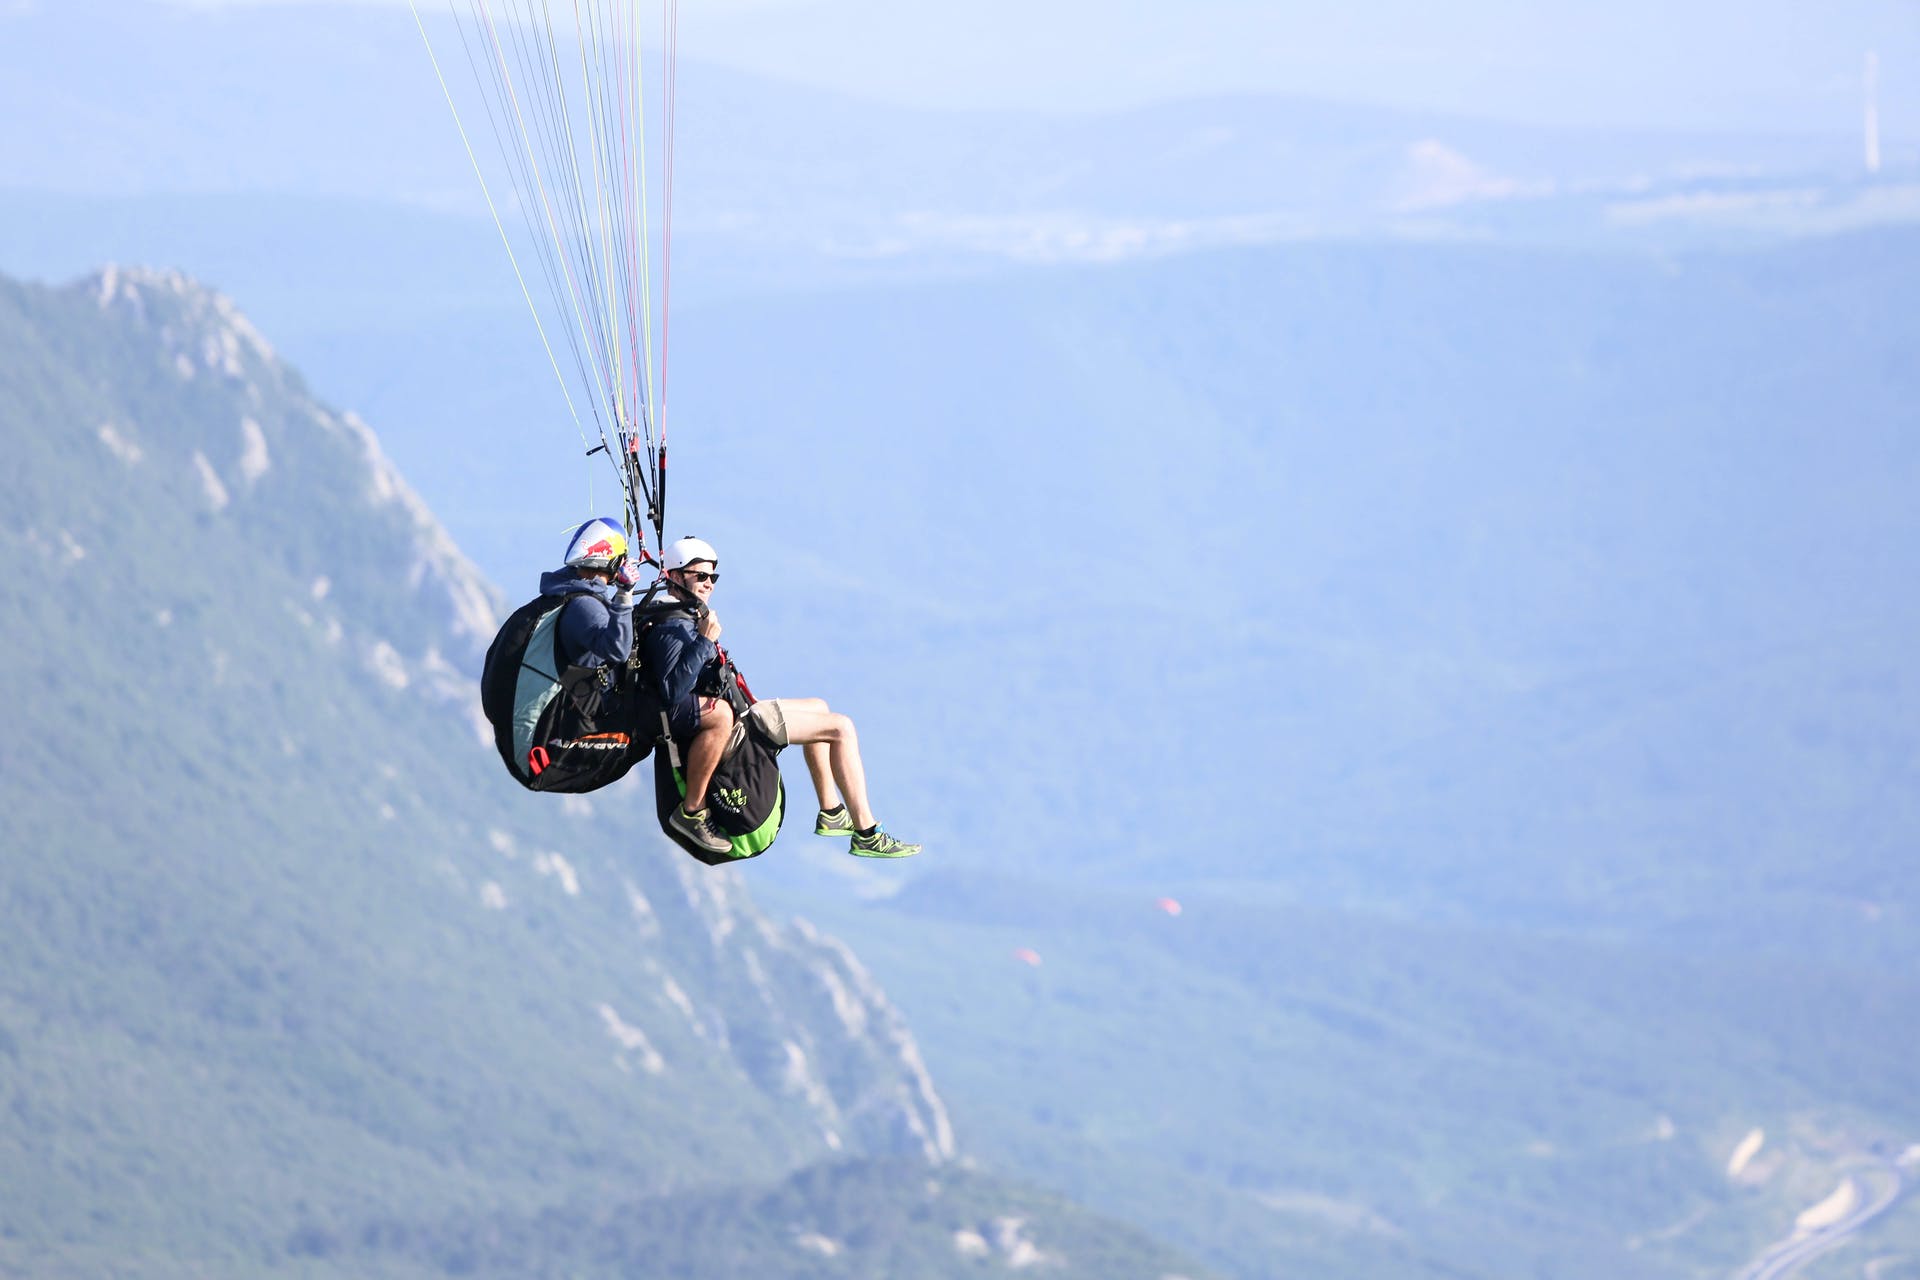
top-left (1012, 948), bottom-right (1042, 967)
top-left (1156, 897), bottom-right (1183, 916)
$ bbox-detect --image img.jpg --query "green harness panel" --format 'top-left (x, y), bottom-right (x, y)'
top-left (671, 766), bottom-right (786, 860)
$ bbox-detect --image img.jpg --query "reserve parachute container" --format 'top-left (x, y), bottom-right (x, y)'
top-left (479, 591), bottom-right (650, 794)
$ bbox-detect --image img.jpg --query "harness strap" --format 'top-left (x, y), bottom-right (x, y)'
top-left (659, 709), bottom-right (683, 770)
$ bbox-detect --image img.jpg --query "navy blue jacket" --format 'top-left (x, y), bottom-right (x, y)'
top-left (638, 607), bottom-right (717, 739)
top-left (538, 569), bottom-right (633, 670)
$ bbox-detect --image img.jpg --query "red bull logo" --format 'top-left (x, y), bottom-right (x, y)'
top-left (566, 521), bottom-right (628, 566)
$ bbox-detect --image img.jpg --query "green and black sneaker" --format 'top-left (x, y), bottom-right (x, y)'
top-left (814, 805), bottom-right (857, 838)
top-left (849, 827), bottom-right (922, 859)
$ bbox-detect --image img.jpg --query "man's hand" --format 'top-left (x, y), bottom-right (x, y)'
top-left (698, 609), bottom-right (722, 642)
top-left (612, 556), bottom-right (644, 592)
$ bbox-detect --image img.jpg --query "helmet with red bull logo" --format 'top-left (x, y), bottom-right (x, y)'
top-left (562, 517), bottom-right (630, 572)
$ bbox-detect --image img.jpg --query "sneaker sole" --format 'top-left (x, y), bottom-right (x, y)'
top-left (848, 844), bottom-right (921, 859)
top-left (671, 820), bottom-right (732, 855)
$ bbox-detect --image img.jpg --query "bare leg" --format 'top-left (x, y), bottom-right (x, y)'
top-left (682, 697), bottom-right (735, 812)
top-left (763, 698), bottom-right (840, 810)
top-left (778, 703), bottom-right (875, 830)
top-left (803, 743), bottom-right (841, 811)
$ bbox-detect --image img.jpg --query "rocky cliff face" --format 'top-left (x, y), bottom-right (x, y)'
top-left (647, 865), bottom-right (954, 1162)
top-left (91, 264), bottom-right (502, 664)
top-left (0, 266), bottom-right (950, 1271)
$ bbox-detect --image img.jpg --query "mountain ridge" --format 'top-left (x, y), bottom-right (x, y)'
top-left (0, 264), bottom-right (1229, 1279)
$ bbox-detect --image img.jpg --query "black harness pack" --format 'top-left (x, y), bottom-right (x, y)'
top-left (479, 592), bottom-right (653, 794)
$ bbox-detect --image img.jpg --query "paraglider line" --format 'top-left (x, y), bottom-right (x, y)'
top-left (658, 0), bottom-right (679, 455)
top-left (477, 0), bottom-right (627, 508)
top-left (485, 2), bottom-right (612, 415)
top-left (530, 1), bottom-right (623, 411)
top-left (410, 0), bottom-right (597, 509)
top-left (570, 0), bottom-right (631, 446)
top-left (475, 1), bottom-right (625, 483)
top-left (607, 0), bottom-right (650, 460)
top-left (417, 0), bottom-right (679, 537)
top-left (453, 8), bottom-right (601, 453)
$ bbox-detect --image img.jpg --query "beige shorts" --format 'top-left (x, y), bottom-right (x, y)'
top-left (723, 698), bottom-right (793, 759)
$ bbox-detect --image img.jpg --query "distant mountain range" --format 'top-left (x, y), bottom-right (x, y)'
top-left (2, 1), bottom-right (1914, 266)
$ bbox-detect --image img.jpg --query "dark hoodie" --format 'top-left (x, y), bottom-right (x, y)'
top-left (537, 569), bottom-right (634, 670)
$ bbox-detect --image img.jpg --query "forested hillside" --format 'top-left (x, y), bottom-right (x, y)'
top-left (0, 268), bottom-right (1206, 1280)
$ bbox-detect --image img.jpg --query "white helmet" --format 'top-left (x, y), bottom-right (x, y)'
top-left (663, 535), bottom-right (718, 572)
top-left (562, 517), bottom-right (630, 571)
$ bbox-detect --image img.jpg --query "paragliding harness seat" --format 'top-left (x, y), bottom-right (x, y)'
top-left (480, 590), bottom-right (653, 794)
top-left (641, 596), bottom-right (786, 867)
top-left (479, 585), bottom-right (785, 864)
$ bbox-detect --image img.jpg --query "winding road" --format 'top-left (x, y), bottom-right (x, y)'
top-left (1735, 1157), bottom-right (1910, 1280)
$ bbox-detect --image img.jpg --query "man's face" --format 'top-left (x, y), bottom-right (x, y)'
top-left (674, 563), bottom-right (718, 604)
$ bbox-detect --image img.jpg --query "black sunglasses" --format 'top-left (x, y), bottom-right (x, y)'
top-left (678, 569), bottom-right (720, 585)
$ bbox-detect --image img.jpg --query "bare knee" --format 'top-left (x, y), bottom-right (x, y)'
top-left (699, 697), bottom-right (735, 736)
top-left (779, 705), bottom-right (855, 747)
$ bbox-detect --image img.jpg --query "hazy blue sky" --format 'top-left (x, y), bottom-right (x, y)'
top-left (138, 0), bottom-right (1920, 131)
